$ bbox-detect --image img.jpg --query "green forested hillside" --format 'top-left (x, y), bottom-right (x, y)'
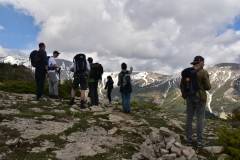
top-left (0, 63), bottom-right (35, 82)
top-left (0, 63), bottom-right (78, 99)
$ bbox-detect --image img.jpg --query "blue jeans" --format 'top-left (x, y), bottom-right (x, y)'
top-left (121, 92), bottom-right (131, 112)
top-left (186, 95), bottom-right (206, 143)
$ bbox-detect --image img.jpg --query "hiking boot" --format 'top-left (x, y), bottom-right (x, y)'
top-left (53, 95), bottom-right (62, 100)
top-left (67, 101), bottom-right (74, 105)
top-left (48, 94), bottom-right (54, 98)
top-left (186, 141), bottom-right (194, 146)
top-left (196, 141), bottom-right (211, 148)
top-left (36, 97), bottom-right (45, 101)
top-left (126, 110), bottom-right (131, 114)
top-left (80, 104), bottom-right (86, 109)
top-left (80, 100), bottom-right (86, 109)
top-left (67, 98), bottom-right (74, 105)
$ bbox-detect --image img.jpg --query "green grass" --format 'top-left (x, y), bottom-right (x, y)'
top-left (35, 134), bottom-right (66, 148)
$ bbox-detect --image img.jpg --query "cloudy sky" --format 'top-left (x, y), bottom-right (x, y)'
top-left (0, 0), bottom-right (240, 74)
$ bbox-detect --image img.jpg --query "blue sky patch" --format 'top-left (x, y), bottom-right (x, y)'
top-left (0, 4), bottom-right (39, 49)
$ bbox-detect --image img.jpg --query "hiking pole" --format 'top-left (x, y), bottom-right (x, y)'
top-left (58, 68), bottom-right (61, 83)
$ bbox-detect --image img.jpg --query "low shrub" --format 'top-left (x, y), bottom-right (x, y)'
top-left (0, 80), bottom-right (36, 94)
top-left (0, 79), bottom-right (81, 100)
top-left (217, 126), bottom-right (240, 160)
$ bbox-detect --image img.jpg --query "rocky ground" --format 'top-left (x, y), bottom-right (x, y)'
top-left (0, 91), bottom-right (230, 160)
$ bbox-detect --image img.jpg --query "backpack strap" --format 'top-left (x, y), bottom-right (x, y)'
top-left (121, 70), bottom-right (129, 85)
top-left (190, 67), bottom-right (202, 75)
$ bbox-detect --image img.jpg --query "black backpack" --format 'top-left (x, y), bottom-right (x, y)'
top-left (181, 67), bottom-right (202, 98)
top-left (90, 63), bottom-right (103, 80)
top-left (30, 50), bottom-right (42, 67)
top-left (73, 54), bottom-right (86, 73)
top-left (121, 71), bottom-right (132, 90)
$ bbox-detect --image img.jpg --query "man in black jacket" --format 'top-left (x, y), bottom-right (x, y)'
top-left (35, 42), bottom-right (49, 101)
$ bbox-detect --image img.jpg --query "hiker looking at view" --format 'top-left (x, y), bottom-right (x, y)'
top-left (117, 63), bottom-right (133, 114)
top-left (67, 53), bottom-right (90, 109)
top-left (48, 51), bottom-right (62, 99)
top-left (87, 57), bottom-right (103, 106)
top-left (105, 75), bottom-right (114, 104)
top-left (34, 42), bottom-right (48, 101)
top-left (180, 55), bottom-right (211, 148)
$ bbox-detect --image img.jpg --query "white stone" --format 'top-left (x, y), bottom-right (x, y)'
top-left (160, 148), bottom-right (169, 155)
top-left (162, 153), bottom-right (176, 160)
top-left (41, 115), bottom-right (55, 120)
top-left (166, 138), bottom-right (175, 150)
top-left (149, 132), bottom-right (159, 143)
top-left (140, 142), bottom-right (157, 160)
top-left (109, 114), bottom-right (124, 123)
top-left (168, 119), bottom-right (184, 131)
top-left (171, 144), bottom-right (181, 156)
top-left (217, 154), bottom-right (230, 160)
top-left (108, 127), bottom-right (118, 135)
top-left (204, 146), bottom-right (225, 154)
top-left (30, 101), bottom-right (38, 104)
top-left (90, 106), bottom-right (103, 112)
top-left (5, 138), bottom-right (19, 146)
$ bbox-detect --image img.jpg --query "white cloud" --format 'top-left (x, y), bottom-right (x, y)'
top-left (0, 25), bottom-right (4, 30)
top-left (0, 45), bottom-right (8, 57)
top-left (1, 0), bottom-right (240, 74)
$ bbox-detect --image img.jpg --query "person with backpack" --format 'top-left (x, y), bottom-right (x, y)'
top-left (87, 57), bottom-right (103, 106)
top-left (67, 53), bottom-right (90, 109)
top-left (180, 55), bottom-right (211, 148)
top-left (31, 42), bottom-right (49, 101)
top-left (117, 63), bottom-right (133, 114)
top-left (48, 51), bottom-right (62, 99)
top-left (104, 75), bottom-right (114, 104)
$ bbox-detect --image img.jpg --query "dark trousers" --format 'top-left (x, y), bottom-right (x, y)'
top-left (186, 95), bottom-right (206, 143)
top-left (35, 67), bottom-right (46, 98)
top-left (89, 82), bottom-right (98, 105)
top-left (107, 89), bottom-right (112, 102)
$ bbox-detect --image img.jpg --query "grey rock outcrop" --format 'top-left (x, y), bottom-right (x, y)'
top-left (132, 127), bottom-right (198, 160)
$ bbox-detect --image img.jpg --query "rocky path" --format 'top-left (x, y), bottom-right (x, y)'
top-left (0, 91), bottom-right (228, 160)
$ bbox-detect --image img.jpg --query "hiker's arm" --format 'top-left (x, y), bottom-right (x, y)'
top-left (42, 51), bottom-right (48, 71)
top-left (45, 65), bottom-right (48, 72)
top-left (129, 67), bottom-right (133, 74)
top-left (104, 82), bottom-right (108, 90)
top-left (203, 70), bottom-right (211, 90)
top-left (86, 60), bottom-right (91, 85)
top-left (117, 73), bottom-right (122, 86)
top-left (180, 78), bottom-right (183, 90)
top-left (70, 63), bottom-right (74, 72)
top-left (53, 64), bottom-right (61, 69)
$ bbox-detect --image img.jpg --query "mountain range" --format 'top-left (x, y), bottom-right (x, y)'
top-left (1, 51), bottom-right (240, 118)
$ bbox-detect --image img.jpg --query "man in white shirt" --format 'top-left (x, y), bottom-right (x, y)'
top-left (68, 54), bottom-right (90, 108)
top-left (48, 51), bottom-right (61, 99)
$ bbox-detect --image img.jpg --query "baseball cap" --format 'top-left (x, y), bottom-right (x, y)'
top-left (190, 55), bottom-right (204, 65)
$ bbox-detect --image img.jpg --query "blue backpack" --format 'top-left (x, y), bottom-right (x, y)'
top-left (47, 56), bottom-right (55, 70)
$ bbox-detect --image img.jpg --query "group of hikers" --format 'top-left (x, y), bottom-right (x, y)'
top-left (30, 42), bottom-right (133, 112)
top-left (30, 42), bottom-right (211, 148)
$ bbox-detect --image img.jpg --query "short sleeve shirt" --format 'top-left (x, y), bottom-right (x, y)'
top-left (49, 57), bottom-right (56, 73)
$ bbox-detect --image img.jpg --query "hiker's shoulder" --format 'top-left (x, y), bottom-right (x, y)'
top-left (199, 68), bottom-right (208, 74)
top-left (49, 56), bottom-right (54, 60)
top-left (39, 49), bottom-right (46, 54)
top-left (118, 71), bottom-right (124, 76)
